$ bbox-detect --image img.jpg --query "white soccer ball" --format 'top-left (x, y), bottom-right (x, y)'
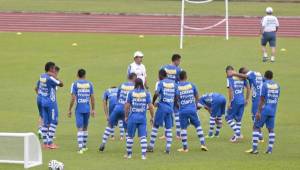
top-left (48, 160), bottom-right (64, 170)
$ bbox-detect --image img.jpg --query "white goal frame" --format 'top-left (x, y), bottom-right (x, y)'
top-left (180, 0), bottom-right (229, 49)
top-left (0, 132), bottom-right (42, 169)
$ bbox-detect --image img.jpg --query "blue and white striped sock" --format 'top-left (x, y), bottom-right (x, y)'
top-left (174, 112), bottom-right (181, 137)
top-left (83, 131), bottom-right (88, 148)
top-left (196, 126), bottom-right (205, 145)
top-left (181, 129), bottom-right (188, 150)
top-left (149, 127), bottom-right (158, 148)
top-left (102, 127), bottom-right (113, 144)
top-left (252, 131), bottom-right (259, 151)
top-left (235, 121), bottom-right (242, 137)
top-left (215, 117), bottom-right (222, 136)
top-left (259, 131), bottom-right (263, 140)
top-left (165, 128), bottom-right (172, 152)
top-left (77, 131), bottom-right (84, 150)
top-left (118, 120), bottom-right (125, 137)
top-left (41, 125), bottom-right (49, 145)
top-left (226, 119), bottom-right (237, 135)
top-left (110, 128), bottom-right (115, 137)
top-left (48, 123), bottom-right (57, 145)
top-left (140, 136), bottom-right (147, 156)
top-left (268, 132), bottom-right (275, 152)
top-left (208, 116), bottom-right (216, 137)
top-left (126, 137), bottom-right (133, 156)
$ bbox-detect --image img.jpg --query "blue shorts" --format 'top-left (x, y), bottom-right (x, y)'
top-left (109, 105), bottom-right (125, 128)
top-left (127, 118), bottom-right (147, 138)
top-left (37, 97), bottom-right (43, 118)
top-left (251, 99), bottom-right (260, 121)
top-left (154, 104), bottom-right (173, 129)
top-left (226, 103), bottom-right (245, 122)
top-left (261, 32), bottom-right (276, 47)
top-left (42, 102), bottom-right (56, 126)
top-left (179, 110), bottom-right (201, 129)
top-left (211, 97), bottom-right (226, 117)
top-left (254, 114), bottom-right (275, 129)
top-left (76, 112), bottom-right (90, 129)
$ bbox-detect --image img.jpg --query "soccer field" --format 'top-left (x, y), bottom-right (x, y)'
top-left (0, 32), bottom-right (299, 170)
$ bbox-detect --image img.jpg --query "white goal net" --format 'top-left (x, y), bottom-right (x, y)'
top-left (0, 133), bottom-right (42, 169)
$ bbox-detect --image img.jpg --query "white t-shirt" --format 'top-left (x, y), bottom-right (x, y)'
top-left (127, 62), bottom-right (147, 83)
top-left (261, 15), bottom-right (279, 32)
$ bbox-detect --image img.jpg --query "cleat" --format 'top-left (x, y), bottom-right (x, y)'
top-left (124, 154), bottom-right (132, 159)
top-left (270, 56), bottom-right (275, 62)
top-left (159, 135), bottom-right (166, 140)
top-left (263, 57), bottom-right (268, 62)
top-left (120, 137), bottom-right (124, 141)
top-left (48, 144), bottom-right (59, 149)
top-left (141, 155), bottom-right (147, 160)
top-left (214, 135), bottom-right (220, 138)
top-left (77, 149), bottom-right (84, 154)
top-left (82, 147), bottom-right (88, 152)
top-left (265, 150), bottom-right (272, 154)
top-left (176, 136), bottom-right (181, 140)
top-left (201, 145), bottom-right (208, 151)
top-left (99, 143), bottom-right (105, 152)
top-left (177, 148), bottom-right (189, 153)
top-left (245, 149), bottom-right (254, 153)
top-left (237, 134), bottom-right (244, 140)
top-left (110, 136), bottom-right (115, 141)
top-left (165, 150), bottom-right (170, 154)
top-left (259, 139), bottom-right (265, 143)
top-left (146, 146), bottom-right (154, 153)
top-left (42, 144), bottom-right (49, 149)
top-left (205, 135), bottom-right (214, 139)
top-left (249, 150), bottom-right (259, 154)
top-left (230, 135), bottom-right (238, 143)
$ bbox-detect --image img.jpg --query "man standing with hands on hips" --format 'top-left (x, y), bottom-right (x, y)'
top-left (127, 51), bottom-right (148, 88)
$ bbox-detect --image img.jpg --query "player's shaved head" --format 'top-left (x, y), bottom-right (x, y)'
top-left (45, 61), bottom-right (56, 72)
top-left (172, 54), bottom-right (181, 66)
top-left (239, 67), bottom-right (247, 74)
top-left (159, 69), bottom-right (167, 80)
top-left (77, 69), bottom-right (86, 78)
top-left (134, 78), bottom-right (144, 89)
top-left (128, 73), bottom-right (137, 81)
top-left (264, 70), bottom-right (273, 80)
top-left (179, 70), bottom-right (187, 81)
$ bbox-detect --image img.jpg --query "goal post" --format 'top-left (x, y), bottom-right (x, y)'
top-left (0, 132), bottom-right (42, 169)
top-left (180, 0), bottom-right (229, 49)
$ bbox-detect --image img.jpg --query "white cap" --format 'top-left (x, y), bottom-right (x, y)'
top-left (134, 51), bottom-right (144, 58)
top-left (266, 7), bottom-right (273, 14)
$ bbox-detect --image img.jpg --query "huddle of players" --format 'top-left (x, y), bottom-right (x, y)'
top-left (35, 54), bottom-right (280, 159)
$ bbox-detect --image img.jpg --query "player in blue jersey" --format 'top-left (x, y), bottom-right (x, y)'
top-left (36, 62), bottom-right (63, 149)
top-left (225, 66), bottom-right (250, 143)
top-left (229, 67), bottom-right (264, 142)
top-left (99, 73), bottom-right (137, 152)
top-left (147, 69), bottom-right (176, 154)
top-left (176, 71), bottom-right (208, 152)
top-left (197, 93), bottom-right (226, 138)
top-left (102, 86), bottom-right (125, 140)
top-left (68, 69), bottom-right (96, 154)
top-left (124, 78), bottom-right (154, 160)
top-left (247, 70), bottom-right (280, 154)
top-left (161, 54), bottom-right (182, 139)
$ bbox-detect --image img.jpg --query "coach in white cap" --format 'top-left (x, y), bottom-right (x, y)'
top-left (261, 7), bottom-right (279, 62)
top-left (127, 51), bottom-right (148, 88)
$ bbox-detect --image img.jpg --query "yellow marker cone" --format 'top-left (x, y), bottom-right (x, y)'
top-left (16, 32), bottom-right (22, 35)
top-left (72, 43), bottom-right (78, 46)
top-left (139, 35), bottom-right (144, 38)
top-left (280, 48), bottom-right (286, 52)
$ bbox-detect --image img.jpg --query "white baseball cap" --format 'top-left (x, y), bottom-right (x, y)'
top-left (134, 51), bottom-right (144, 58)
top-left (266, 7), bottom-right (273, 14)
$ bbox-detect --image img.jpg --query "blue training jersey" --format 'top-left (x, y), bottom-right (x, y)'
top-left (227, 76), bottom-right (248, 105)
top-left (37, 73), bottom-right (61, 105)
top-left (161, 64), bottom-right (182, 83)
top-left (155, 78), bottom-right (176, 109)
top-left (176, 81), bottom-right (198, 112)
top-left (246, 71), bottom-right (263, 101)
top-left (198, 93), bottom-right (225, 108)
top-left (102, 87), bottom-right (118, 113)
top-left (126, 89), bottom-right (151, 122)
top-left (71, 79), bottom-right (94, 113)
top-left (261, 80), bottom-right (280, 116)
top-left (117, 82), bottom-right (135, 106)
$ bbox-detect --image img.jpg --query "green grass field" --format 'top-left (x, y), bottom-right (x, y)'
top-left (0, 32), bottom-right (299, 170)
top-left (0, 0), bottom-right (300, 16)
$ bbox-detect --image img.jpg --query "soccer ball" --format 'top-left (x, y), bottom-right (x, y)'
top-left (48, 160), bottom-right (64, 170)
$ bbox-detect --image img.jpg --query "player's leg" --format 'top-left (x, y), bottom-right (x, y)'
top-left (125, 119), bottom-right (136, 159)
top-left (266, 116), bottom-right (275, 154)
top-left (207, 105), bottom-right (217, 138)
top-left (215, 99), bottom-right (225, 137)
top-left (75, 112), bottom-right (85, 153)
top-left (225, 104), bottom-right (238, 142)
top-left (138, 123), bottom-right (148, 160)
top-left (165, 112), bottom-right (173, 154)
top-left (37, 98), bottom-right (43, 139)
top-left (118, 120), bottom-right (125, 140)
top-left (252, 100), bottom-right (264, 142)
top-left (48, 106), bottom-right (58, 149)
top-left (269, 32), bottom-right (277, 62)
top-left (247, 114), bottom-right (266, 154)
top-left (261, 32), bottom-right (268, 62)
top-left (41, 106), bottom-right (50, 147)
top-left (234, 104), bottom-right (245, 140)
top-left (82, 113), bottom-right (90, 151)
top-left (110, 128), bottom-right (115, 140)
top-left (174, 109), bottom-right (181, 139)
top-left (148, 108), bottom-right (163, 151)
top-left (190, 112), bottom-right (208, 151)
top-left (177, 112), bottom-right (189, 152)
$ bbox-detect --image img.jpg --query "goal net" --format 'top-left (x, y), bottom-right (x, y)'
top-left (0, 133), bottom-right (42, 169)
top-left (179, 0), bottom-right (229, 49)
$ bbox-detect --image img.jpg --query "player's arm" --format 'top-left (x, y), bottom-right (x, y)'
top-left (148, 103), bottom-right (154, 125)
top-left (227, 88), bottom-right (233, 109)
top-left (256, 96), bottom-right (265, 120)
top-left (124, 102), bottom-right (130, 123)
top-left (245, 82), bottom-right (250, 106)
top-left (68, 94), bottom-right (76, 118)
top-left (34, 81), bottom-right (39, 94)
top-left (152, 93), bottom-right (158, 106)
top-left (232, 72), bottom-right (248, 79)
top-left (102, 99), bottom-right (109, 121)
top-left (90, 94), bottom-right (96, 117)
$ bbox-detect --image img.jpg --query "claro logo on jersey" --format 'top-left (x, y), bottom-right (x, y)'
top-left (163, 82), bottom-right (175, 89)
top-left (77, 83), bottom-right (90, 89)
top-left (178, 84), bottom-right (192, 91)
top-left (121, 85), bottom-right (134, 91)
top-left (132, 92), bottom-right (146, 98)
